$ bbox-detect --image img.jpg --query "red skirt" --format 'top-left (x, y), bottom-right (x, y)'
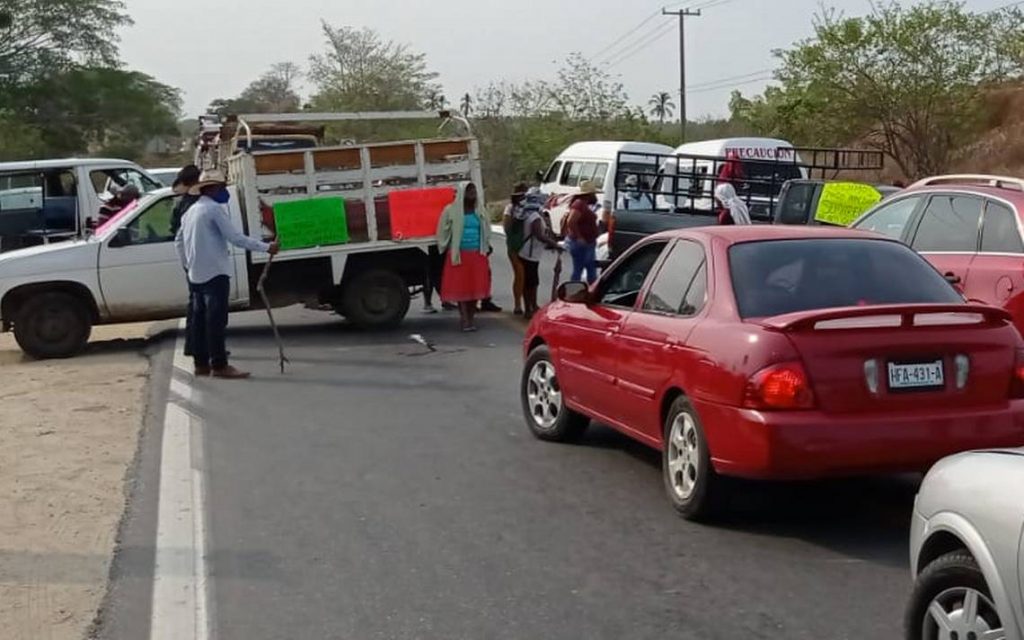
top-left (441, 250), bottom-right (492, 303)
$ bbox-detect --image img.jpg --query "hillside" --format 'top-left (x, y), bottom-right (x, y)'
top-left (955, 84), bottom-right (1024, 178)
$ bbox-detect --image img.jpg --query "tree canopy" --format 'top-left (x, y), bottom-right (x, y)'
top-left (730, 1), bottom-right (1024, 178)
top-left (209, 63), bottom-right (303, 117)
top-left (308, 23), bottom-right (441, 111)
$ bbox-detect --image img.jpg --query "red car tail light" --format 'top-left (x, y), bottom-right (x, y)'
top-left (744, 361), bottom-right (816, 410)
top-left (1010, 349), bottom-right (1024, 398)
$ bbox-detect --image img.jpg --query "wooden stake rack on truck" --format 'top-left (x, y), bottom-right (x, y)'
top-left (228, 111), bottom-right (483, 327)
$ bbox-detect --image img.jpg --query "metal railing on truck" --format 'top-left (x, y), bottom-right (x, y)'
top-left (613, 147), bottom-right (884, 222)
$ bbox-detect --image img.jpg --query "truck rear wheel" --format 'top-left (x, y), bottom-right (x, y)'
top-left (13, 291), bottom-right (92, 359)
top-left (339, 269), bottom-right (410, 329)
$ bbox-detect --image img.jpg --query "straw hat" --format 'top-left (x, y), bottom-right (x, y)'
top-left (188, 169), bottom-right (228, 196)
top-left (577, 180), bottom-right (599, 195)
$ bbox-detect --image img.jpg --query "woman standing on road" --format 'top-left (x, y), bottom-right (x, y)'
top-left (518, 190), bottom-right (562, 319)
top-left (436, 182), bottom-right (492, 332)
top-left (503, 182), bottom-right (530, 316)
top-left (564, 180), bottom-right (600, 284)
top-left (715, 183), bottom-right (752, 226)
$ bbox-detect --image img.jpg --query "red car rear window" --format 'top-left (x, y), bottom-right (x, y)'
top-left (729, 238), bottom-right (963, 319)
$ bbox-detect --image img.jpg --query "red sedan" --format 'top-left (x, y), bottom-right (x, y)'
top-left (521, 226), bottom-right (1024, 520)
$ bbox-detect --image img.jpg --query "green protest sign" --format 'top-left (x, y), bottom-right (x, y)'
top-left (273, 197), bottom-right (349, 250)
top-left (814, 182), bottom-right (883, 226)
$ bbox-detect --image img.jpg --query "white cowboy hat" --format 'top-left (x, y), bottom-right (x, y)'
top-left (188, 169), bottom-right (228, 196)
top-left (577, 180), bottom-right (599, 195)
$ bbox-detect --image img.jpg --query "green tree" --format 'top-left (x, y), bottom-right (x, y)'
top-left (0, 0), bottom-right (130, 82)
top-left (209, 62), bottom-right (302, 116)
top-left (308, 24), bottom-right (441, 111)
top-left (648, 92), bottom-right (675, 124)
top-left (548, 52), bottom-right (629, 120)
top-left (15, 67), bottom-right (181, 158)
top-left (731, 1), bottom-right (1024, 178)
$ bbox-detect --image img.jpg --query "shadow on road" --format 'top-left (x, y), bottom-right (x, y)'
top-left (578, 424), bottom-right (916, 570)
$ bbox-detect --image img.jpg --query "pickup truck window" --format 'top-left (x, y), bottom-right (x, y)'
top-left (90, 168), bottom-right (162, 199)
top-left (122, 197), bottom-right (177, 245)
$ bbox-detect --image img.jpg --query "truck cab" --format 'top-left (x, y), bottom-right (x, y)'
top-left (0, 159), bottom-right (163, 252)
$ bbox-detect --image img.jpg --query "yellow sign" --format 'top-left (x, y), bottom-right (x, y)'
top-left (814, 182), bottom-right (883, 226)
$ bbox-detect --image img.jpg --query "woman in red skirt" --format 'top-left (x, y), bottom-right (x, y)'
top-left (436, 182), bottom-right (492, 331)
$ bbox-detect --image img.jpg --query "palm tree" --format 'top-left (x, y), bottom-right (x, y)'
top-left (648, 91), bottom-right (676, 124)
top-left (460, 92), bottom-right (472, 115)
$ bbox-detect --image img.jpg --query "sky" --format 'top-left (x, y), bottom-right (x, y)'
top-left (119, 0), bottom-right (1015, 120)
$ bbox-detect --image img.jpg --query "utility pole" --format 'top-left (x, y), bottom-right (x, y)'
top-left (663, 6), bottom-right (701, 143)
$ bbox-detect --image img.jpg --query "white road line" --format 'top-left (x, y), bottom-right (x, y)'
top-left (151, 322), bottom-right (211, 640)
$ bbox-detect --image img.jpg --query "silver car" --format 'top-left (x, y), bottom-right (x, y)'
top-left (907, 448), bottom-right (1024, 640)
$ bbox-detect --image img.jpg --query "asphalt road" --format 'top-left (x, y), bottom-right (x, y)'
top-left (101, 249), bottom-right (918, 640)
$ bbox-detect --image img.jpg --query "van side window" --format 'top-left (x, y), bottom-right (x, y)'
top-left (542, 162), bottom-right (562, 184)
top-left (560, 162), bottom-right (582, 186)
top-left (591, 163), bottom-right (609, 185)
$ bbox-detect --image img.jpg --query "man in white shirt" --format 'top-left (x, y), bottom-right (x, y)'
top-left (175, 170), bottom-right (279, 379)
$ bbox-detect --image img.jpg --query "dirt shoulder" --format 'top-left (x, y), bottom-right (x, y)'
top-left (0, 324), bottom-right (155, 640)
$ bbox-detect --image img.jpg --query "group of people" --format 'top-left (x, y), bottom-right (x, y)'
top-left (429, 178), bottom-right (607, 328)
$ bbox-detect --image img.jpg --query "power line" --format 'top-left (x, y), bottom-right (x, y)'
top-left (596, 21), bottom-right (675, 65)
top-left (688, 75), bottom-right (772, 94)
top-left (687, 68), bottom-right (772, 90)
top-left (588, 10), bottom-right (662, 62)
top-left (604, 22), bottom-right (676, 68)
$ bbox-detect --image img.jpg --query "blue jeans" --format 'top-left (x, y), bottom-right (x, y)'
top-left (189, 275), bottom-right (231, 369)
top-left (568, 239), bottom-right (598, 284)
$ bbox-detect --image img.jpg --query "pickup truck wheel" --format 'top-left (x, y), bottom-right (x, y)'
top-left (13, 292), bottom-right (92, 359)
top-left (340, 270), bottom-right (410, 329)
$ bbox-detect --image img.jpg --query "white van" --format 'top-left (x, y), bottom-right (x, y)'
top-left (655, 137), bottom-right (807, 218)
top-left (538, 141), bottom-right (676, 234)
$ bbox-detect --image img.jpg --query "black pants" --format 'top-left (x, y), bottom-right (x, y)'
top-left (189, 275), bottom-right (231, 369)
top-left (183, 286), bottom-right (194, 356)
top-left (426, 246), bottom-right (444, 296)
top-left (522, 258), bottom-right (540, 289)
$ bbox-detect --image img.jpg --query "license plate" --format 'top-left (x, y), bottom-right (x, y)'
top-left (887, 360), bottom-right (944, 391)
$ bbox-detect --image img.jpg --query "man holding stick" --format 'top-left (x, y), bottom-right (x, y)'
top-left (175, 170), bottom-right (279, 379)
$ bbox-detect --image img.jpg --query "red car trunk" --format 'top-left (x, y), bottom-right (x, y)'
top-left (761, 305), bottom-right (1017, 414)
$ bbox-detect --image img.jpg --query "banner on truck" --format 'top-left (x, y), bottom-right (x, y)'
top-left (273, 197), bottom-right (349, 250)
top-left (814, 182), bottom-right (883, 226)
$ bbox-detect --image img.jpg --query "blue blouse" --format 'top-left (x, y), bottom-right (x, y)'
top-left (461, 212), bottom-right (481, 252)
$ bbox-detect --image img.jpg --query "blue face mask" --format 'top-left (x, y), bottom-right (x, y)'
top-left (210, 187), bottom-right (231, 204)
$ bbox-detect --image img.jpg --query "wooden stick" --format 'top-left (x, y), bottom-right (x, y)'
top-left (256, 254), bottom-right (288, 374)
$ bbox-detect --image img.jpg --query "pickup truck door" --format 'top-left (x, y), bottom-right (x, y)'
top-left (96, 194), bottom-right (190, 319)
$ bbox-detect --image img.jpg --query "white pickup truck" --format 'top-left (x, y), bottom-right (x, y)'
top-left (0, 111), bottom-right (482, 359)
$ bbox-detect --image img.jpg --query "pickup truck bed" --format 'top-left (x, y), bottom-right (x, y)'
top-left (610, 208), bottom-right (720, 260)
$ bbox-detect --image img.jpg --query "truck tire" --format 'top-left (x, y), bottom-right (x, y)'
top-left (340, 269), bottom-right (410, 329)
top-left (13, 291), bottom-right (92, 359)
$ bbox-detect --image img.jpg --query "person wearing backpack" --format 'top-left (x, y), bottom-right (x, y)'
top-left (502, 182), bottom-right (530, 315)
top-left (518, 190), bottom-right (562, 319)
